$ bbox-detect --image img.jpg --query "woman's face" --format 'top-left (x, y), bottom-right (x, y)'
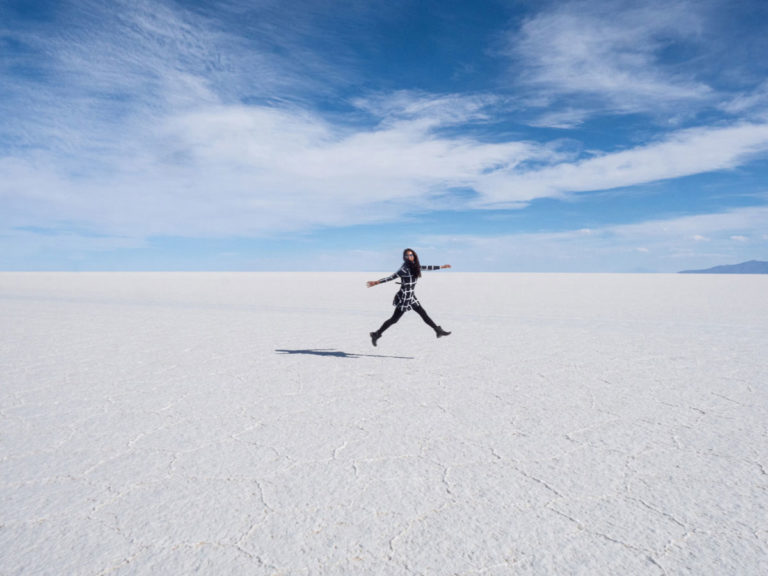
top-left (405, 251), bottom-right (415, 262)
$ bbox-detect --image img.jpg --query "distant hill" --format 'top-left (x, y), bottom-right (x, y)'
top-left (679, 260), bottom-right (768, 274)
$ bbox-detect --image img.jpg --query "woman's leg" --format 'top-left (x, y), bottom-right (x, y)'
top-left (412, 303), bottom-right (451, 337)
top-left (411, 303), bottom-right (438, 330)
top-left (376, 307), bottom-right (405, 335)
top-left (371, 307), bottom-right (406, 346)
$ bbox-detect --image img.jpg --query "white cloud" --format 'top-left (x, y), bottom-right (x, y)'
top-left (351, 91), bottom-right (501, 128)
top-left (720, 80), bottom-right (768, 118)
top-left (5, 86), bottom-right (768, 242)
top-left (525, 108), bottom-right (592, 129)
top-left (1, 98), bottom-right (542, 237)
top-left (472, 122), bottom-right (768, 207)
top-left (508, 0), bottom-right (712, 117)
top-left (608, 206), bottom-right (768, 239)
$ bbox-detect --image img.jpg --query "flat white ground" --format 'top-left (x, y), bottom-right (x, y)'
top-left (1, 272), bottom-right (767, 575)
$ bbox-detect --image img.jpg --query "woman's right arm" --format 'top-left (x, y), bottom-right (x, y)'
top-left (367, 270), bottom-right (398, 288)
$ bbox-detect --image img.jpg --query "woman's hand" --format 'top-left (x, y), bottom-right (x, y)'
top-left (366, 280), bottom-right (378, 288)
top-left (441, 264), bottom-right (452, 269)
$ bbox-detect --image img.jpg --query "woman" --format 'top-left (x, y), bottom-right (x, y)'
top-left (367, 248), bottom-right (451, 346)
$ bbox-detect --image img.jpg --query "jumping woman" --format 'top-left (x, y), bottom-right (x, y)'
top-left (367, 248), bottom-right (452, 346)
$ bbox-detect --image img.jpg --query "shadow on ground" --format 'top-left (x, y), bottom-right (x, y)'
top-left (275, 348), bottom-right (413, 360)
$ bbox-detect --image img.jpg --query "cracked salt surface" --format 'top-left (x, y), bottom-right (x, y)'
top-left (1, 272), bottom-right (767, 575)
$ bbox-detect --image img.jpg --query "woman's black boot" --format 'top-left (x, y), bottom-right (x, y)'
top-left (435, 326), bottom-right (451, 338)
top-left (370, 331), bottom-right (382, 346)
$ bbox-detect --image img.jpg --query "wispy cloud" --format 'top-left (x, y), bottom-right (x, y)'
top-left (720, 80), bottom-right (768, 118)
top-left (1, 97), bottom-right (539, 237)
top-left (4, 79), bottom-right (768, 241)
top-left (472, 122), bottom-right (768, 206)
top-left (351, 91), bottom-right (501, 128)
top-left (508, 0), bottom-right (713, 122)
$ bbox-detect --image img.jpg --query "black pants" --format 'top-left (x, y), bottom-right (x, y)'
top-left (376, 303), bottom-right (438, 335)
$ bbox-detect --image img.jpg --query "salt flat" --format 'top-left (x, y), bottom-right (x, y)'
top-left (1, 272), bottom-right (767, 575)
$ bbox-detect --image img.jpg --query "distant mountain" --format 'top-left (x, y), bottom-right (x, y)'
top-left (679, 260), bottom-right (768, 274)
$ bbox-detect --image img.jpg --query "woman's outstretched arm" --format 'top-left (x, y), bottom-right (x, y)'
top-left (420, 264), bottom-right (452, 270)
top-left (367, 270), bottom-right (399, 288)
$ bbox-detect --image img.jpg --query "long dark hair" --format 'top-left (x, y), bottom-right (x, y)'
top-left (403, 248), bottom-right (421, 278)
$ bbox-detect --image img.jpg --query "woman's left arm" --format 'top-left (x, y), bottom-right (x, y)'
top-left (421, 264), bottom-right (452, 270)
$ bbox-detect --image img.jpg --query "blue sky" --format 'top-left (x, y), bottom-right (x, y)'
top-left (2, 0), bottom-right (767, 272)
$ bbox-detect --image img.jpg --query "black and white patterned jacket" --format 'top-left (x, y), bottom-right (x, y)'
top-left (377, 263), bottom-right (442, 311)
